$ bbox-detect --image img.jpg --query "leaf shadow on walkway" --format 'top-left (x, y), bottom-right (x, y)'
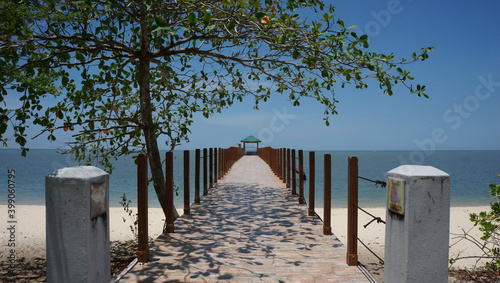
top-left (121, 156), bottom-right (372, 282)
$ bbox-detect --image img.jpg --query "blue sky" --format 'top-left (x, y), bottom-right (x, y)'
top-left (7, 0), bottom-right (500, 151)
top-left (179, 0), bottom-right (500, 151)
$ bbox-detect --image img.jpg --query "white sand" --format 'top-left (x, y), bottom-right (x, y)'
top-left (0, 205), bottom-right (180, 262)
top-left (316, 206), bottom-right (491, 270)
top-left (0, 204), bottom-right (491, 271)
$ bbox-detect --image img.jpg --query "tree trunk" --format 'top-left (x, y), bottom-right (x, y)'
top-left (138, 21), bottom-right (179, 228)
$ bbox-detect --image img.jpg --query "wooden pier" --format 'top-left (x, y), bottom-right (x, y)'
top-left (119, 155), bottom-right (375, 282)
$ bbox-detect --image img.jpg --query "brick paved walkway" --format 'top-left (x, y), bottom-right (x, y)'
top-left (119, 156), bottom-right (375, 282)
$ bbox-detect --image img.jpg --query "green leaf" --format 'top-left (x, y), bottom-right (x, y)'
top-left (337, 19), bottom-right (345, 29)
top-left (104, 0), bottom-right (118, 11)
top-left (155, 16), bottom-right (166, 27)
top-left (188, 12), bottom-right (197, 28)
top-left (203, 12), bottom-right (211, 27)
top-left (206, 24), bottom-right (216, 32)
top-left (45, 0), bottom-right (57, 8)
top-left (62, 76), bottom-right (69, 87)
top-left (255, 12), bottom-right (266, 19)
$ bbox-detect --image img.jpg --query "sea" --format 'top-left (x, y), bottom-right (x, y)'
top-left (1, 149), bottom-right (499, 209)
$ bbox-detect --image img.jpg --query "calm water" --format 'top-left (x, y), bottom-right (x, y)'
top-left (0, 149), bottom-right (499, 208)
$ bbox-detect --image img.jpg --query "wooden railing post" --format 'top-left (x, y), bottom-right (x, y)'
top-left (277, 148), bottom-right (280, 177)
top-left (229, 148), bottom-right (234, 170)
top-left (308, 151), bottom-right (315, 217)
top-left (184, 150), bottom-right (190, 215)
top-left (221, 148), bottom-right (224, 177)
top-left (271, 148), bottom-right (275, 174)
top-left (195, 149), bottom-right (200, 204)
top-left (214, 148), bottom-right (218, 183)
top-left (165, 151), bottom-right (174, 233)
top-left (276, 148), bottom-right (281, 180)
top-left (291, 149), bottom-right (296, 195)
top-left (227, 148), bottom-right (231, 174)
top-left (346, 156), bottom-right (359, 266)
top-left (286, 149), bottom-right (291, 188)
top-left (276, 148), bottom-right (280, 178)
top-left (219, 148), bottom-right (224, 179)
top-left (203, 148), bottom-right (208, 196)
top-left (280, 148), bottom-right (286, 183)
top-left (278, 148), bottom-right (282, 180)
top-left (137, 153), bottom-right (149, 262)
top-left (269, 148), bottom-right (273, 172)
top-left (323, 154), bottom-right (332, 235)
top-left (225, 148), bottom-right (230, 173)
top-left (282, 148), bottom-right (286, 184)
top-left (222, 148), bottom-right (229, 177)
top-left (225, 148), bottom-right (228, 169)
top-left (299, 150), bottom-right (305, 204)
top-left (209, 148), bottom-right (213, 188)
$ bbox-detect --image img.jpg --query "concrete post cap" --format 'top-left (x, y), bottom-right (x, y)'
top-left (47, 166), bottom-right (108, 179)
top-left (388, 165), bottom-right (449, 177)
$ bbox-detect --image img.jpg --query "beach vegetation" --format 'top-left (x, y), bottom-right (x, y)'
top-left (0, 0), bottom-right (432, 222)
top-left (469, 177), bottom-right (500, 271)
top-left (119, 193), bottom-right (138, 239)
top-left (450, 175), bottom-right (500, 273)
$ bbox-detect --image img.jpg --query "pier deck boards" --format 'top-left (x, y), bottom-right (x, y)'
top-left (120, 156), bottom-right (374, 282)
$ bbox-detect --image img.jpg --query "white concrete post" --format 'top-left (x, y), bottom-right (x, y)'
top-left (45, 166), bottom-right (110, 283)
top-left (384, 165), bottom-right (450, 283)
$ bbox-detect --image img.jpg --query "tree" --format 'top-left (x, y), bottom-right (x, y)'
top-left (0, 0), bottom-right (432, 222)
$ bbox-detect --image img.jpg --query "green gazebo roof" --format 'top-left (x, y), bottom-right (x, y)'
top-left (240, 135), bottom-right (261, 143)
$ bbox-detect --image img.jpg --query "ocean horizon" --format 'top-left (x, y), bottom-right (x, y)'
top-left (1, 149), bottom-right (499, 209)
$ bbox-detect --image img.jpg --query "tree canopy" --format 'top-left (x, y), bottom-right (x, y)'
top-left (0, 0), bottom-right (432, 219)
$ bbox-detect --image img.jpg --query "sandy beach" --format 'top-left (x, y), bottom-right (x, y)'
top-left (0, 204), bottom-right (491, 280)
top-left (317, 206), bottom-right (491, 281)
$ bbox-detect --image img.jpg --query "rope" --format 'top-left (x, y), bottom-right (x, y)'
top-left (358, 206), bottom-right (386, 227)
top-left (357, 176), bottom-right (387, 188)
top-left (358, 238), bottom-right (384, 265)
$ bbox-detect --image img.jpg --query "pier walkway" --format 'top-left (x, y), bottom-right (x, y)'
top-left (120, 156), bottom-right (375, 282)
